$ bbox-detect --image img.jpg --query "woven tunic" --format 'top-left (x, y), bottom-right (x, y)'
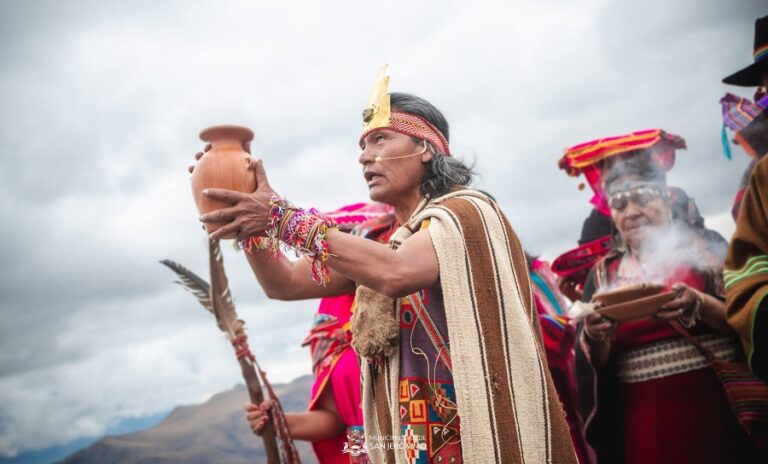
top-left (397, 284), bottom-right (462, 463)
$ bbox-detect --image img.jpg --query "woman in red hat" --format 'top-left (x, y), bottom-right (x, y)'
top-left (565, 133), bottom-right (756, 463)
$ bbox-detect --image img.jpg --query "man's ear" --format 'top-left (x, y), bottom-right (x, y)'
top-left (420, 141), bottom-right (434, 163)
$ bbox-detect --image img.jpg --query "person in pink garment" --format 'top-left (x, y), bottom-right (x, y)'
top-left (301, 294), bottom-right (364, 462)
top-left (243, 204), bottom-right (395, 463)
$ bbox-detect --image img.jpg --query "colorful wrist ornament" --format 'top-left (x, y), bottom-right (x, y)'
top-left (239, 236), bottom-right (270, 254)
top-left (679, 291), bottom-right (703, 328)
top-left (240, 194), bottom-right (337, 286)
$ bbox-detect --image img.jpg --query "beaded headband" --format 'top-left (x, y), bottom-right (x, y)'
top-left (605, 178), bottom-right (667, 196)
top-left (359, 65), bottom-right (451, 156)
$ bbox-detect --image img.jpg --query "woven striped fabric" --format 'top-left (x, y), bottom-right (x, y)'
top-left (725, 255), bottom-right (768, 290)
top-left (559, 129), bottom-right (686, 172)
top-left (359, 190), bottom-right (576, 464)
top-left (723, 156), bottom-right (768, 436)
top-left (390, 112), bottom-right (451, 156)
top-left (671, 323), bottom-right (768, 438)
top-left (359, 111), bottom-right (452, 156)
top-left (726, 156), bottom-right (768, 381)
top-left (616, 334), bottom-right (739, 383)
top-left (558, 129), bottom-right (687, 214)
top-left (712, 358), bottom-right (768, 435)
top-left (720, 93), bottom-right (763, 131)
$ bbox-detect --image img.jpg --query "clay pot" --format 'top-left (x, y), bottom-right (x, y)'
top-left (191, 125), bottom-right (255, 238)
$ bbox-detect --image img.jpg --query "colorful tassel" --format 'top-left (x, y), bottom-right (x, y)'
top-left (722, 124), bottom-right (733, 160)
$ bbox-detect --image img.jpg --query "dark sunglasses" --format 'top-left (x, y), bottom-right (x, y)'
top-left (608, 188), bottom-right (664, 212)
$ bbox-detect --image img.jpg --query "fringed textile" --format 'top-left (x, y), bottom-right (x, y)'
top-left (720, 93), bottom-right (763, 132)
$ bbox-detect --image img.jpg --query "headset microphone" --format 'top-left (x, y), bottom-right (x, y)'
top-left (375, 141), bottom-right (429, 163)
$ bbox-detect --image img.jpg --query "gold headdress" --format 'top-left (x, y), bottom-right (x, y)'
top-left (361, 65), bottom-right (392, 134)
top-left (359, 65), bottom-right (451, 156)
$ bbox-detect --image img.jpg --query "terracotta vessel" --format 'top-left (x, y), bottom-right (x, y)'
top-left (191, 125), bottom-right (255, 238)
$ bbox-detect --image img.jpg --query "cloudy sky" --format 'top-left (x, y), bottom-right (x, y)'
top-left (0, 0), bottom-right (764, 458)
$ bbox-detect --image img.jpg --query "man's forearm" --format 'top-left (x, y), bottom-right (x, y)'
top-left (244, 248), bottom-right (354, 300)
top-left (326, 229), bottom-right (439, 298)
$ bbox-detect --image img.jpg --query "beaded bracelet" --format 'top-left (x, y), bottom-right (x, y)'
top-left (239, 194), bottom-right (337, 286)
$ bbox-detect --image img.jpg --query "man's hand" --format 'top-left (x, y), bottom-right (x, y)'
top-left (199, 159), bottom-right (277, 241)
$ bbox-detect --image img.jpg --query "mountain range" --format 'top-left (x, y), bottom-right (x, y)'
top-left (60, 376), bottom-right (317, 463)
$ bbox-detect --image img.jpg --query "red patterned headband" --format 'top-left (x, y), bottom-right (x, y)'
top-left (359, 111), bottom-right (451, 156)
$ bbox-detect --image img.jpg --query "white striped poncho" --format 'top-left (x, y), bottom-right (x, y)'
top-left (356, 190), bottom-right (576, 464)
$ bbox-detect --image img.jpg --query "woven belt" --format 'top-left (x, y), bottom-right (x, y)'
top-left (616, 334), bottom-right (739, 383)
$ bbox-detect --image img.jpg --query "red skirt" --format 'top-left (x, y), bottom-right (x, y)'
top-left (621, 365), bottom-right (754, 464)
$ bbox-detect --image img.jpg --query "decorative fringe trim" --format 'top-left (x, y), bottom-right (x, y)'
top-left (722, 123), bottom-right (733, 160)
top-left (239, 194), bottom-right (337, 286)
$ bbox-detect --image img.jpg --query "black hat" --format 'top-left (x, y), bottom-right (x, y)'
top-left (723, 15), bottom-right (768, 87)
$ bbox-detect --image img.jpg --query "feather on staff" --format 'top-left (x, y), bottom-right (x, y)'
top-left (160, 239), bottom-right (300, 464)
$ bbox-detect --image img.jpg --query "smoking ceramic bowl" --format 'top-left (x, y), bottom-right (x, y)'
top-left (595, 289), bottom-right (676, 322)
top-left (593, 283), bottom-right (665, 307)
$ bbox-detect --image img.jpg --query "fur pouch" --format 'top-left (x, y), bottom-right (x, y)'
top-left (351, 285), bottom-right (399, 360)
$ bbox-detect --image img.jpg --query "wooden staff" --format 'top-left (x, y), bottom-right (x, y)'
top-left (160, 239), bottom-right (300, 463)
